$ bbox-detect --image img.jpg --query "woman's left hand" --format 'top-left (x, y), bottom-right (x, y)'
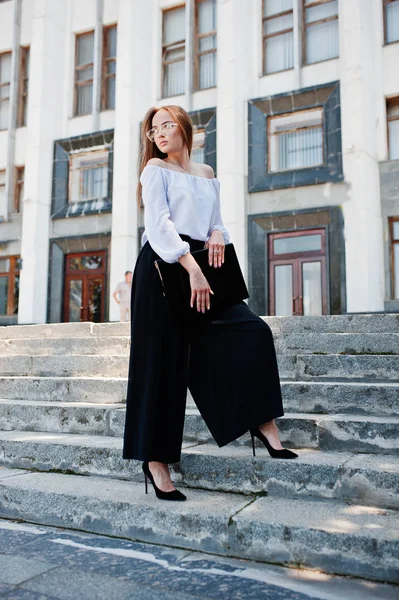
top-left (205, 230), bottom-right (225, 268)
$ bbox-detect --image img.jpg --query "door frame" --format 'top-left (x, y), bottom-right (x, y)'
top-left (63, 250), bottom-right (107, 322)
top-left (268, 228), bottom-right (328, 316)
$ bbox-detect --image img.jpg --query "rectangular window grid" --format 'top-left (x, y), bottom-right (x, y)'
top-left (262, 0), bottom-right (294, 74)
top-left (303, 0), bottom-right (339, 65)
top-left (74, 31), bottom-right (94, 116)
top-left (14, 166), bottom-right (24, 213)
top-left (162, 5), bottom-right (186, 98)
top-left (268, 107), bottom-right (324, 172)
top-left (18, 46), bottom-right (29, 127)
top-left (0, 52), bottom-right (11, 130)
top-left (384, 0), bottom-right (399, 44)
top-left (387, 98), bottom-right (399, 160)
top-left (194, 0), bottom-right (217, 90)
top-left (102, 25), bottom-right (117, 110)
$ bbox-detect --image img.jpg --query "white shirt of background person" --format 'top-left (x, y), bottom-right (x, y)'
top-left (113, 271), bottom-right (132, 322)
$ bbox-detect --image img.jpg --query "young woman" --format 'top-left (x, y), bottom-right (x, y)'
top-left (123, 105), bottom-right (297, 502)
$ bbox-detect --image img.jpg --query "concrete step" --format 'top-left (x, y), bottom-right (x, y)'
top-left (0, 377), bottom-right (398, 416)
top-left (0, 467), bottom-right (397, 583)
top-left (0, 355), bottom-right (129, 378)
top-left (0, 336), bottom-right (130, 356)
top-left (292, 354), bottom-right (399, 381)
top-left (0, 431), bottom-right (398, 510)
top-left (0, 376), bottom-right (127, 404)
top-left (276, 332), bottom-right (399, 355)
top-left (2, 399), bottom-right (398, 455)
top-left (1, 315), bottom-right (399, 340)
top-left (0, 399), bottom-right (126, 437)
top-left (1, 332), bottom-right (398, 357)
top-left (0, 353), bottom-right (398, 380)
top-left (184, 409), bottom-right (399, 455)
top-left (268, 314), bottom-right (399, 334)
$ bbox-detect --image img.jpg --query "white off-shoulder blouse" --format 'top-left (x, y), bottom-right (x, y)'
top-left (140, 165), bottom-right (230, 263)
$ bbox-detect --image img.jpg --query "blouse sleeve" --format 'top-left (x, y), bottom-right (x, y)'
top-left (140, 166), bottom-right (190, 263)
top-left (206, 178), bottom-right (230, 244)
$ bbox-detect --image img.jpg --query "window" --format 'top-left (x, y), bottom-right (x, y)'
top-left (14, 166), bottom-right (24, 213)
top-left (303, 0), bottom-right (339, 64)
top-left (262, 0), bottom-right (294, 74)
top-left (384, 0), bottom-right (399, 44)
top-left (0, 170), bottom-right (5, 209)
top-left (194, 0), bottom-right (217, 90)
top-left (0, 52), bottom-right (11, 130)
top-left (191, 128), bottom-right (206, 163)
top-left (0, 256), bottom-right (21, 317)
top-left (268, 107), bottom-right (323, 172)
top-left (69, 150), bottom-right (109, 203)
top-left (74, 32), bottom-right (94, 116)
top-left (390, 218), bottom-right (399, 298)
top-left (102, 25), bottom-right (117, 110)
top-left (162, 6), bottom-right (186, 98)
top-left (17, 46), bottom-right (29, 127)
top-left (388, 98), bottom-right (399, 160)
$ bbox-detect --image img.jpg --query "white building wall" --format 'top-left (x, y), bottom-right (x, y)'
top-left (0, 0), bottom-right (398, 323)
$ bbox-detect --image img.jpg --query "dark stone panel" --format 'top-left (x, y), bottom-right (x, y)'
top-left (248, 82), bottom-right (343, 192)
top-left (47, 234), bottom-right (111, 323)
top-left (247, 206), bottom-right (345, 315)
top-left (51, 130), bottom-right (114, 220)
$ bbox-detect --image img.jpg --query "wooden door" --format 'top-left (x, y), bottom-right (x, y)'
top-left (269, 229), bottom-right (328, 316)
top-left (63, 251), bottom-right (106, 322)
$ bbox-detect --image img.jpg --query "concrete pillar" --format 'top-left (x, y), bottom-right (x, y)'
top-left (108, 0), bottom-right (153, 321)
top-left (216, 0), bottom-right (253, 277)
top-left (339, 0), bottom-right (385, 312)
top-left (18, 0), bottom-right (66, 323)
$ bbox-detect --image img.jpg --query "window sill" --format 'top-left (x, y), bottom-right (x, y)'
top-left (303, 56), bottom-right (339, 67)
top-left (260, 67), bottom-right (294, 78)
top-left (383, 40), bottom-right (399, 47)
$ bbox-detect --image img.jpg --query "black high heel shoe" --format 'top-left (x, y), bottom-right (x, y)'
top-left (250, 428), bottom-right (298, 459)
top-left (142, 461), bottom-right (187, 501)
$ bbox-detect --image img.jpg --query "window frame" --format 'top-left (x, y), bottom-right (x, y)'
top-left (387, 97), bottom-right (399, 160)
top-left (267, 106), bottom-right (325, 174)
top-left (74, 31), bottom-right (95, 117)
top-left (0, 255), bottom-right (20, 317)
top-left (101, 24), bottom-right (117, 111)
top-left (383, 0), bottom-right (399, 45)
top-left (193, 0), bottom-right (217, 91)
top-left (68, 149), bottom-right (109, 204)
top-left (17, 46), bottom-right (29, 127)
top-left (302, 0), bottom-right (339, 66)
top-left (0, 51), bottom-right (11, 131)
top-left (262, 0), bottom-right (294, 75)
top-left (389, 216), bottom-right (399, 299)
top-left (14, 165), bottom-right (24, 213)
top-left (162, 4), bottom-right (186, 99)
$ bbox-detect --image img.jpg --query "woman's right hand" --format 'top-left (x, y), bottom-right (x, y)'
top-left (189, 268), bottom-right (214, 313)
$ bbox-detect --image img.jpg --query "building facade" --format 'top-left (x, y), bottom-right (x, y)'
top-left (0, 0), bottom-right (398, 325)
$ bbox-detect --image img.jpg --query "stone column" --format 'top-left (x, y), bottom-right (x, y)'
top-left (108, 0), bottom-right (153, 321)
top-left (339, 0), bottom-right (385, 312)
top-left (18, 0), bottom-right (66, 323)
top-left (216, 0), bottom-right (253, 277)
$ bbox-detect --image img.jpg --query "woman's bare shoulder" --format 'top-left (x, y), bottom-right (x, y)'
top-left (145, 158), bottom-right (166, 168)
top-left (193, 163), bottom-right (215, 179)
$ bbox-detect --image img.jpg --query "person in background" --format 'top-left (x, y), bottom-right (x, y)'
top-left (113, 271), bottom-right (132, 322)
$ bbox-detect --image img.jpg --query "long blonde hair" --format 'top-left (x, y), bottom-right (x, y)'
top-left (137, 105), bottom-right (194, 208)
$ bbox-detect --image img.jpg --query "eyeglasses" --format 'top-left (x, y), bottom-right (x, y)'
top-left (146, 122), bottom-right (178, 142)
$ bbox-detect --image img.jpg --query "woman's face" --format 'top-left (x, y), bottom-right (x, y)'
top-left (150, 109), bottom-right (184, 155)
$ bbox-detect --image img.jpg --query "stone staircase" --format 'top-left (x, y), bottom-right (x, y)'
top-left (0, 316), bottom-right (398, 584)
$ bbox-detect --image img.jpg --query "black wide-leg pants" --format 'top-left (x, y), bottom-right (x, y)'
top-left (122, 235), bottom-right (284, 464)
